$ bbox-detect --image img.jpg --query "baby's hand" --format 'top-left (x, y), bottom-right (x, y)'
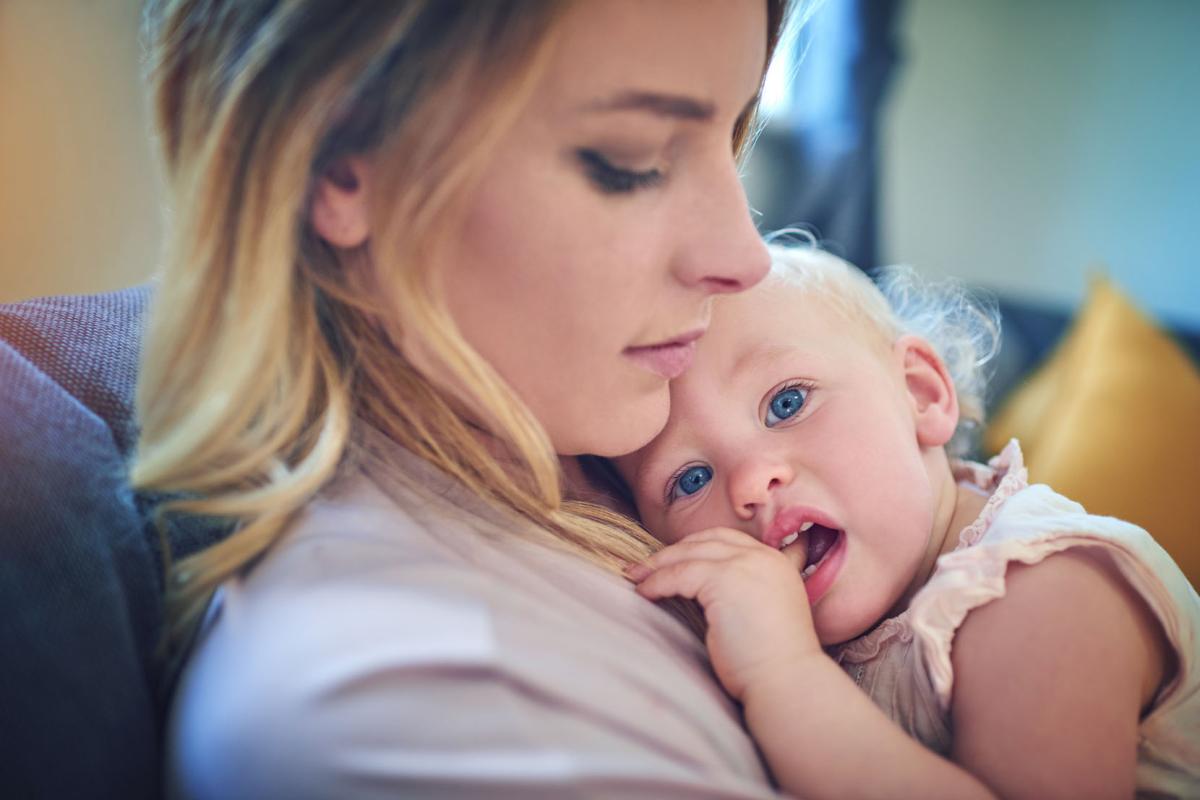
top-left (626, 527), bottom-right (822, 701)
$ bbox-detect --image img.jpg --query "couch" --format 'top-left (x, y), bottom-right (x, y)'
top-left (0, 287), bottom-right (225, 799)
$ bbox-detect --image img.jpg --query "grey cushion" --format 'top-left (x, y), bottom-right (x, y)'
top-left (0, 287), bottom-right (150, 458)
top-left (0, 286), bottom-right (175, 799)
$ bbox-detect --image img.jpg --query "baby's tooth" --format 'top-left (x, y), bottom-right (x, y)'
top-left (780, 532), bottom-right (799, 548)
top-left (799, 521), bottom-right (814, 532)
top-left (800, 562), bottom-right (818, 581)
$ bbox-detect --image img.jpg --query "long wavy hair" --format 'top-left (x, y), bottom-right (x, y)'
top-left (135, 0), bottom-right (792, 650)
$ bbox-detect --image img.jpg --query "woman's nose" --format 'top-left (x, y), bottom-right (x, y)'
top-left (727, 454), bottom-right (794, 526)
top-left (671, 156), bottom-right (771, 295)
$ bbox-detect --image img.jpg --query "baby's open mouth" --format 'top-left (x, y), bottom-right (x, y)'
top-left (780, 523), bottom-right (841, 582)
top-left (799, 525), bottom-right (840, 581)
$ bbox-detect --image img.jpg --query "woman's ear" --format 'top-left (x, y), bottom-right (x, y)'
top-left (895, 334), bottom-right (959, 448)
top-left (309, 156), bottom-right (371, 248)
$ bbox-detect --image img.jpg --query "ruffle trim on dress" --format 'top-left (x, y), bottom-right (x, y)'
top-left (950, 439), bottom-right (1029, 549)
top-left (831, 615), bottom-right (913, 664)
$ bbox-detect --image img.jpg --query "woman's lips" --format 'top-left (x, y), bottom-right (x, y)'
top-left (623, 329), bottom-right (705, 380)
top-left (623, 340), bottom-right (698, 380)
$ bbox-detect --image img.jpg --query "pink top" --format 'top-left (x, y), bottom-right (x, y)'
top-left (166, 426), bottom-right (776, 799)
top-left (831, 440), bottom-right (1200, 796)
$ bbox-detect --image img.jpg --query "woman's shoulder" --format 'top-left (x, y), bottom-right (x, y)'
top-left (181, 467), bottom-right (634, 679)
top-left (166, 471), bottom-right (508, 781)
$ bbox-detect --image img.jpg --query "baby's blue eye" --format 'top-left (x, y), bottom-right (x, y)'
top-left (669, 464), bottom-right (713, 501)
top-left (765, 385), bottom-right (808, 427)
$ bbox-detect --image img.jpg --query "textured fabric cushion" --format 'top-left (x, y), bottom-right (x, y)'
top-left (0, 286), bottom-right (161, 798)
top-left (0, 286), bottom-right (150, 457)
top-left (985, 277), bottom-right (1200, 586)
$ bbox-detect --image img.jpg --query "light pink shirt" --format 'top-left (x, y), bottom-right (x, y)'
top-left (833, 440), bottom-right (1200, 796)
top-left (166, 433), bottom-right (777, 799)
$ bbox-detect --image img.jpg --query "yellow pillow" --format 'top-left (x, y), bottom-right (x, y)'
top-left (986, 276), bottom-right (1200, 586)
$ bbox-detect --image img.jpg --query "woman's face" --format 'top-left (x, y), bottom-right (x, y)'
top-left (438, 0), bottom-right (772, 457)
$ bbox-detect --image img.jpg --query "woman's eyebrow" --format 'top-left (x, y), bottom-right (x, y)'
top-left (583, 90), bottom-right (715, 121)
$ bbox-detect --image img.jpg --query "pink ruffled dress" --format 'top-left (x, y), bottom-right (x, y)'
top-left (830, 440), bottom-right (1200, 796)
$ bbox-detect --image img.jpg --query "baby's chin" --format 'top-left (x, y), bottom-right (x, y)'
top-left (815, 620), bottom-right (868, 648)
top-left (813, 599), bottom-right (892, 648)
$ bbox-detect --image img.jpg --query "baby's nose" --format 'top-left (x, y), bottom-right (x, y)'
top-left (728, 457), bottom-right (794, 524)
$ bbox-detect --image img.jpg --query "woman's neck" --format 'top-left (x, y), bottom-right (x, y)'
top-left (559, 455), bottom-right (593, 501)
top-left (559, 455), bottom-right (639, 517)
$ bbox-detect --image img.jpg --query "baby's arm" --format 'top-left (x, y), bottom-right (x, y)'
top-left (628, 528), bottom-right (994, 799)
top-left (630, 531), bottom-right (1169, 799)
top-left (740, 647), bottom-right (993, 799)
top-left (947, 548), bottom-right (1170, 798)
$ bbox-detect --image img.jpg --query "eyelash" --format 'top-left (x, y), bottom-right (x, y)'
top-left (763, 380), bottom-right (817, 428)
top-left (577, 149), bottom-right (664, 194)
top-left (663, 461), bottom-right (710, 507)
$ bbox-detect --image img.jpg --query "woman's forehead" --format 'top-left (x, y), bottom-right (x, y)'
top-left (537, 0), bottom-right (768, 118)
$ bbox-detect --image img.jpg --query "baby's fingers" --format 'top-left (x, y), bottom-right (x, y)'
top-left (676, 527), bottom-right (763, 547)
top-left (633, 558), bottom-right (728, 603)
top-left (625, 539), bottom-right (745, 581)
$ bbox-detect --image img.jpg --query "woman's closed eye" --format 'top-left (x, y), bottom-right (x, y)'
top-left (577, 149), bottom-right (664, 194)
top-left (763, 381), bottom-right (814, 428)
top-left (664, 462), bottom-right (713, 505)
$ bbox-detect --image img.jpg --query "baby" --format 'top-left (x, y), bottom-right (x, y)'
top-left (618, 246), bottom-right (1200, 798)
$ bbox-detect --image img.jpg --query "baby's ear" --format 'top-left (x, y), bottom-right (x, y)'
top-left (895, 334), bottom-right (959, 448)
top-left (309, 156), bottom-right (372, 249)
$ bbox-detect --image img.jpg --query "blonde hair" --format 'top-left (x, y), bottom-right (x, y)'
top-left (134, 0), bottom-right (792, 651)
top-left (766, 241), bottom-right (1001, 456)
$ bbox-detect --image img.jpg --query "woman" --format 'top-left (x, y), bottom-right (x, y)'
top-left (138, 1), bottom-right (791, 797)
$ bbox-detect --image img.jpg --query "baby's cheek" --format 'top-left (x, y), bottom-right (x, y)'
top-left (632, 502), bottom-right (673, 546)
top-left (658, 520), bottom-right (688, 546)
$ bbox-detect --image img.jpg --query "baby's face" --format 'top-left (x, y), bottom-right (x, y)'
top-left (616, 281), bottom-right (942, 645)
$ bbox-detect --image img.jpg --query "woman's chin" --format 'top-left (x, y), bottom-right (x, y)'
top-left (553, 390), bottom-right (669, 458)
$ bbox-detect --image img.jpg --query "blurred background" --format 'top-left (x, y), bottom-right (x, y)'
top-left (0, 0), bottom-right (163, 303)
top-left (752, 0), bottom-right (1199, 324)
top-left (744, 0), bottom-right (1200, 399)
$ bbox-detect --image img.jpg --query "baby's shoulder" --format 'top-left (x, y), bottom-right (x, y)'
top-left (943, 545), bottom-right (1178, 796)
top-left (952, 546), bottom-right (1169, 693)
top-left (909, 479), bottom-right (1199, 709)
